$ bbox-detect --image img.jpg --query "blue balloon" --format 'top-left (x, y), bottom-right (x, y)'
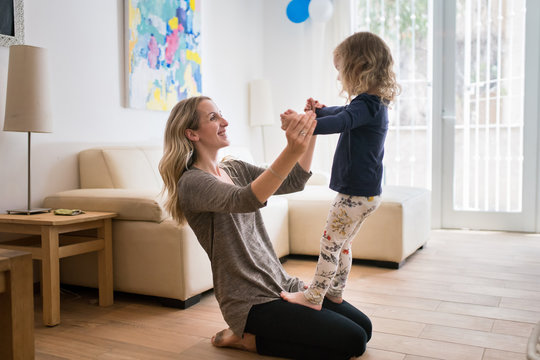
top-left (286, 0), bottom-right (310, 24)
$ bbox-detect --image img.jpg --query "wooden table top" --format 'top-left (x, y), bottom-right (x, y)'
top-left (0, 211), bottom-right (117, 226)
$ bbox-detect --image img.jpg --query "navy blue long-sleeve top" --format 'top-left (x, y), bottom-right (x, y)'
top-left (314, 93), bottom-right (388, 196)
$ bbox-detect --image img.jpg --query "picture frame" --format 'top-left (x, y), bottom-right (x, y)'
top-left (0, 0), bottom-right (24, 47)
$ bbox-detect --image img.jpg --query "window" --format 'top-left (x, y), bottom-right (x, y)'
top-left (354, 0), bottom-right (433, 189)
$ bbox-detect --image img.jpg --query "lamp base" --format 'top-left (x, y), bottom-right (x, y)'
top-left (6, 208), bottom-right (52, 215)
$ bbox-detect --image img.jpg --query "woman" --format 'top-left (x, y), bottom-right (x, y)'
top-left (159, 95), bottom-right (372, 360)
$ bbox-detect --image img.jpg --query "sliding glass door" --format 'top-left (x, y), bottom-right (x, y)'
top-left (354, 0), bottom-right (540, 231)
top-left (440, 0), bottom-right (539, 231)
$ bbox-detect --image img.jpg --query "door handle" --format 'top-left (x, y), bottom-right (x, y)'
top-left (442, 114), bottom-right (455, 124)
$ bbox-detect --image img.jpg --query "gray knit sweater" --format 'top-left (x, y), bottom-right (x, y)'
top-left (178, 160), bottom-right (311, 336)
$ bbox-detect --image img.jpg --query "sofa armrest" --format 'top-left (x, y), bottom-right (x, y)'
top-left (43, 189), bottom-right (167, 222)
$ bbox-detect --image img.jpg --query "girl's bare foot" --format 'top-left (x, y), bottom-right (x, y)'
top-left (325, 293), bottom-right (343, 304)
top-left (211, 328), bottom-right (256, 352)
top-left (280, 291), bottom-right (322, 311)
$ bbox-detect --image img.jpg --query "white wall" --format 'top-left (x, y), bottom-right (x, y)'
top-left (0, 0), bottom-right (278, 212)
top-left (260, 0), bottom-right (345, 169)
top-left (260, 0), bottom-right (311, 163)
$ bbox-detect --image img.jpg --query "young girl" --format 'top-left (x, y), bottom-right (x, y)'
top-left (280, 31), bottom-right (400, 310)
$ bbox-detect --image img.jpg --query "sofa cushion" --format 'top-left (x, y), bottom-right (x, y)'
top-left (102, 149), bottom-right (161, 190)
top-left (79, 147), bottom-right (163, 190)
top-left (43, 189), bottom-right (166, 222)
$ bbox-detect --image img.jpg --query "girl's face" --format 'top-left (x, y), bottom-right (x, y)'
top-left (191, 99), bottom-right (230, 150)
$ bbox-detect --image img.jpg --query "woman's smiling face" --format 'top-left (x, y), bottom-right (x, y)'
top-left (192, 99), bottom-right (230, 149)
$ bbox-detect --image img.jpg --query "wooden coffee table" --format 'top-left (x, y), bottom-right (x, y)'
top-left (0, 211), bottom-right (116, 326)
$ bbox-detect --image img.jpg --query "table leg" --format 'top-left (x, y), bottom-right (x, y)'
top-left (41, 226), bottom-right (60, 326)
top-left (0, 250), bottom-right (34, 360)
top-left (97, 218), bottom-right (114, 306)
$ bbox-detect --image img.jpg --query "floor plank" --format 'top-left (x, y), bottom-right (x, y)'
top-left (482, 348), bottom-right (527, 360)
top-left (436, 301), bottom-right (540, 324)
top-left (499, 296), bottom-right (540, 312)
top-left (355, 301), bottom-right (495, 332)
top-left (420, 324), bottom-right (527, 353)
top-left (368, 332), bottom-right (485, 360)
top-left (404, 356), bottom-right (440, 360)
top-left (491, 319), bottom-right (535, 337)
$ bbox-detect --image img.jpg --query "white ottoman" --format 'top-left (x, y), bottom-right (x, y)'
top-left (285, 185), bottom-right (431, 268)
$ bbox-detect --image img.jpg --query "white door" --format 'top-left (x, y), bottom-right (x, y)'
top-left (440, 0), bottom-right (540, 231)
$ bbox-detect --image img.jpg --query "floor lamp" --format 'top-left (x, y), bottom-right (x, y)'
top-left (3, 45), bottom-right (53, 215)
top-left (248, 79), bottom-right (274, 163)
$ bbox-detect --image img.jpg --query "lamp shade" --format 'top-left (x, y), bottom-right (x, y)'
top-left (3, 45), bottom-right (52, 133)
top-left (249, 79), bottom-right (274, 127)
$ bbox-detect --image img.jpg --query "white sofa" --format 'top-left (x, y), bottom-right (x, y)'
top-left (43, 146), bottom-right (430, 308)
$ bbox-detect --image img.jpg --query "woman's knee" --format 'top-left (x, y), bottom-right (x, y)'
top-left (338, 325), bottom-right (369, 357)
top-left (323, 299), bottom-right (372, 341)
top-left (362, 315), bottom-right (372, 341)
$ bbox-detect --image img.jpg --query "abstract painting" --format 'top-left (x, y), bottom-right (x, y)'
top-left (126, 0), bottom-right (201, 111)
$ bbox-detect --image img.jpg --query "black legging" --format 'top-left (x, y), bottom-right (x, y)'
top-left (244, 298), bottom-right (372, 360)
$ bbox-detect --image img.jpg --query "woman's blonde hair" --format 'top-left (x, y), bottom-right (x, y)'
top-left (334, 32), bottom-right (401, 104)
top-left (159, 96), bottom-right (211, 224)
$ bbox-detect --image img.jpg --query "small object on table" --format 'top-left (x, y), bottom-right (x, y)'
top-left (53, 209), bottom-right (85, 216)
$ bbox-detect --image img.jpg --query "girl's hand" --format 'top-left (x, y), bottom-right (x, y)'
top-left (284, 111), bottom-right (317, 156)
top-left (304, 97), bottom-right (325, 112)
top-left (280, 109), bottom-right (297, 130)
top-left (304, 98), bottom-right (315, 112)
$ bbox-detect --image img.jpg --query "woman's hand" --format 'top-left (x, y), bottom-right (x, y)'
top-left (280, 109), bottom-right (297, 130)
top-left (284, 111), bottom-right (317, 156)
top-left (280, 109), bottom-right (318, 172)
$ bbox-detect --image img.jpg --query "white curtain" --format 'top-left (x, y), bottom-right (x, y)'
top-left (309, 0), bottom-right (354, 174)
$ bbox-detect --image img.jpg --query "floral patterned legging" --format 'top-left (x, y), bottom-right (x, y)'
top-left (304, 193), bottom-right (381, 305)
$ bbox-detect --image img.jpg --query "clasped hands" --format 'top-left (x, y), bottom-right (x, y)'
top-left (279, 97), bottom-right (325, 154)
top-left (280, 97), bottom-right (325, 132)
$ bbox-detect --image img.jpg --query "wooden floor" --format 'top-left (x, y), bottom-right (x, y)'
top-left (33, 230), bottom-right (540, 359)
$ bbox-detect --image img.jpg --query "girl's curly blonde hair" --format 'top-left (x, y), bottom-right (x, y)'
top-left (334, 32), bottom-right (401, 105)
